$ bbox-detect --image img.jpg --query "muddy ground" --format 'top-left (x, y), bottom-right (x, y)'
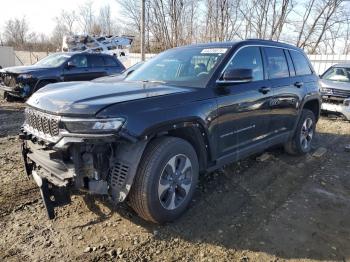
top-left (0, 98), bottom-right (350, 262)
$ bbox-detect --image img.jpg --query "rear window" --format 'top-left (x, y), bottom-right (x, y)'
top-left (264, 47), bottom-right (289, 79)
top-left (104, 56), bottom-right (119, 67)
top-left (88, 55), bottom-right (105, 67)
top-left (290, 51), bottom-right (312, 76)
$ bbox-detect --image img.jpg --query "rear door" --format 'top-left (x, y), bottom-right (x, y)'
top-left (62, 54), bottom-right (89, 81)
top-left (262, 47), bottom-right (300, 135)
top-left (216, 46), bottom-right (273, 158)
top-left (87, 55), bottom-right (107, 80)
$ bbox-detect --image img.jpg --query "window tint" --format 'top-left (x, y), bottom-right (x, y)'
top-left (191, 55), bottom-right (220, 75)
top-left (264, 47), bottom-right (289, 79)
top-left (290, 51), bottom-right (312, 76)
top-left (70, 55), bottom-right (87, 68)
top-left (88, 55), bottom-right (105, 67)
top-left (284, 50), bottom-right (295, 76)
top-left (104, 56), bottom-right (118, 67)
top-left (226, 47), bottom-right (264, 81)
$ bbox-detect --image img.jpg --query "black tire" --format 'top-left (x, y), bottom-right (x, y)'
top-left (284, 109), bottom-right (316, 155)
top-left (128, 137), bottom-right (199, 223)
top-left (4, 92), bottom-right (14, 102)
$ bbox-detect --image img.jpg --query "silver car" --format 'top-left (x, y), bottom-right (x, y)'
top-left (320, 64), bottom-right (350, 120)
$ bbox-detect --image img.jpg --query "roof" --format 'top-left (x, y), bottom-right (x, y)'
top-left (331, 63), bottom-right (350, 68)
top-left (174, 39), bottom-right (301, 51)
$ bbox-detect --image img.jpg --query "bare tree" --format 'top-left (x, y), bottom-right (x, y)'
top-left (99, 5), bottom-right (113, 35)
top-left (57, 10), bottom-right (77, 35)
top-left (3, 17), bottom-right (29, 49)
top-left (78, 0), bottom-right (95, 34)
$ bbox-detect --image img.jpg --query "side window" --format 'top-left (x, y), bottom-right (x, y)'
top-left (290, 51), bottom-right (312, 76)
top-left (226, 46), bottom-right (264, 81)
top-left (88, 55), bottom-right (105, 67)
top-left (264, 47), bottom-right (289, 79)
top-left (104, 56), bottom-right (118, 67)
top-left (70, 55), bottom-right (87, 68)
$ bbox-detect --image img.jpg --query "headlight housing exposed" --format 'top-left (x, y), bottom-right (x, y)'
top-left (62, 117), bottom-right (125, 133)
top-left (18, 74), bottom-right (33, 79)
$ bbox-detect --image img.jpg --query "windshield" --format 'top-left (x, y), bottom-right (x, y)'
top-left (125, 47), bottom-right (229, 87)
top-left (322, 67), bottom-right (350, 83)
top-left (35, 53), bottom-right (71, 68)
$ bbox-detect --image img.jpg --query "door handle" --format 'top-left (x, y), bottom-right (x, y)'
top-left (294, 81), bottom-right (303, 88)
top-left (259, 87), bottom-right (271, 94)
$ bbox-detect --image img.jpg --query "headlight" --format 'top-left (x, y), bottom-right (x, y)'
top-left (62, 118), bottom-right (125, 133)
top-left (19, 74), bottom-right (33, 79)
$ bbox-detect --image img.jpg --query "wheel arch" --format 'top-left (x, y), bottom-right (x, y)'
top-left (302, 98), bottom-right (320, 122)
top-left (140, 120), bottom-right (212, 173)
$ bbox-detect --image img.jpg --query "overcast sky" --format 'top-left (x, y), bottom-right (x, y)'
top-left (0, 0), bottom-right (121, 35)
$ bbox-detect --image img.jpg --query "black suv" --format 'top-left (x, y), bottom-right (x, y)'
top-left (20, 40), bottom-right (321, 223)
top-left (0, 52), bottom-right (125, 100)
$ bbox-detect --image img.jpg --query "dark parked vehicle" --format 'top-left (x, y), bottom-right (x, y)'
top-left (0, 52), bottom-right (125, 100)
top-left (20, 39), bottom-right (321, 223)
top-left (92, 61), bottom-right (144, 83)
top-left (319, 64), bottom-right (350, 120)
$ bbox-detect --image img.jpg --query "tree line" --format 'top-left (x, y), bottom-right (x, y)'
top-left (0, 0), bottom-right (349, 54)
top-left (119, 0), bottom-right (350, 54)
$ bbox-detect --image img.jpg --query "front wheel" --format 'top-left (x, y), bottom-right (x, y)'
top-left (284, 109), bottom-right (316, 155)
top-left (128, 137), bottom-right (199, 223)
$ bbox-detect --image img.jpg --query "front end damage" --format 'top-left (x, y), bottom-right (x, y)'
top-left (20, 107), bottom-right (146, 219)
top-left (321, 87), bottom-right (350, 120)
top-left (0, 71), bottom-right (37, 98)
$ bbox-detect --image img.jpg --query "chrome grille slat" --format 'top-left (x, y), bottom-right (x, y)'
top-left (330, 88), bottom-right (350, 98)
top-left (24, 108), bottom-right (60, 140)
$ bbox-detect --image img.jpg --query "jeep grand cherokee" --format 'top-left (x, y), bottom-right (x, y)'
top-left (20, 39), bottom-right (321, 223)
top-left (0, 52), bottom-right (125, 101)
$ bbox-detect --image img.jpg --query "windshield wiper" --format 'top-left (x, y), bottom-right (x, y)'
top-left (141, 80), bottom-right (166, 84)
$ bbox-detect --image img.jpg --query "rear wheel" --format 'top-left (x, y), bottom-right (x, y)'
top-left (128, 137), bottom-right (199, 223)
top-left (284, 109), bottom-right (316, 155)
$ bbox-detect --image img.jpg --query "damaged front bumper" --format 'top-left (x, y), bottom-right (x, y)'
top-left (321, 98), bottom-right (350, 120)
top-left (20, 123), bottom-right (146, 219)
top-left (0, 73), bottom-right (36, 98)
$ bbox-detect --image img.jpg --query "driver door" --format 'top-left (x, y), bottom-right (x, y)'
top-left (216, 46), bottom-right (274, 158)
top-left (62, 55), bottom-right (90, 82)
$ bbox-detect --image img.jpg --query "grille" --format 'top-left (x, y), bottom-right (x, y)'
top-left (329, 88), bottom-right (350, 98)
top-left (25, 108), bottom-right (60, 137)
top-left (110, 162), bottom-right (129, 188)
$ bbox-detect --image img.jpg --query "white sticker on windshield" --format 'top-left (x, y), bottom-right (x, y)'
top-left (201, 48), bottom-right (228, 54)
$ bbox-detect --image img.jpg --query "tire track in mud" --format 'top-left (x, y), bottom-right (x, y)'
top-left (121, 131), bottom-right (346, 261)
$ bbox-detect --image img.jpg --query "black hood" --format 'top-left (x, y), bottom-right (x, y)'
top-left (0, 65), bottom-right (53, 75)
top-left (26, 81), bottom-right (192, 116)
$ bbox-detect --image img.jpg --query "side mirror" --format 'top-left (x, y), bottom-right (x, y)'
top-left (222, 68), bottom-right (253, 82)
top-left (66, 61), bottom-right (76, 69)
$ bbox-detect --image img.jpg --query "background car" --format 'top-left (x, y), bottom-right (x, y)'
top-left (92, 61), bottom-right (144, 83)
top-left (319, 64), bottom-right (350, 120)
top-left (0, 52), bottom-right (125, 101)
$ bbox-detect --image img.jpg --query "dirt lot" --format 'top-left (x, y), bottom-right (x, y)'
top-left (0, 98), bottom-right (350, 262)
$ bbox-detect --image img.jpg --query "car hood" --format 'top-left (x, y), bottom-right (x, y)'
top-left (27, 81), bottom-right (192, 116)
top-left (92, 74), bottom-right (124, 83)
top-left (319, 79), bottom-right (350, 90)
top-left (0, 65), bottom-right (52, 74)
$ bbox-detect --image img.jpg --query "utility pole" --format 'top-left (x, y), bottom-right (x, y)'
top-left (141, 0), bottom-right (146, 61)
